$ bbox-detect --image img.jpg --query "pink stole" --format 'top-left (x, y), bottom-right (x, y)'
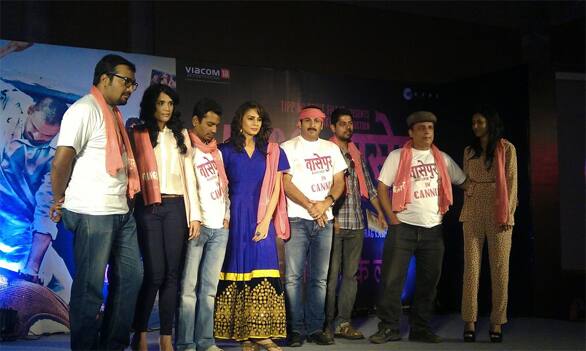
top-left (392, 140), bottom-right (453, 215)
top-left (90, 86), bottom-right (140, 199)
top-left (257, 143), bottom-right (290, 240)
top-left (132, 128), bottom-right (162, 205)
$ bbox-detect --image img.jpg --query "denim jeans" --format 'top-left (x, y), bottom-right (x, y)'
top-left (62, 208), bottom-right (143, 351)
top-left (176, 225), bottom-right (228, 351)
top-left (376, 222), bottom-right (444, 332)
top-left (325, 228), bottom-right (364, 328)
top-left (284, 217), bottom-right (333, 335)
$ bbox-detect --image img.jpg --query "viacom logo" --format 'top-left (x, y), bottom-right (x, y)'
top-left (184, 65), bottom-right (230, 82)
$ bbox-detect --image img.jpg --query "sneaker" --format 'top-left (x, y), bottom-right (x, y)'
top-left (334, 322), bottom-right (364, 340)
top-left (306, 331), bottom-right (335, 345)
top-left (286, 332), bottom-right (304, 347)
top-left (408, 329), bottom-right (442, 343)
top-left (368, 327), bottom-right (401, 344)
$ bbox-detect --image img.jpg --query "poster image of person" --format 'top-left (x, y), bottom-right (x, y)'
top-left (0, 78), bottom-right (72, 338)
top-left (0, 78), bottom-right (72, 302)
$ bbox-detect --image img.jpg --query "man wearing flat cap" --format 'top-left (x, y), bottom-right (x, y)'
top-left (369, 111), bottom-right (468, 344)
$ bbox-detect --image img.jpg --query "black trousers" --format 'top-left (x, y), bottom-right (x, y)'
top-left (376, 222), bottom-right (444, 331)
top-left (132, 196), bottom-right (188, 335)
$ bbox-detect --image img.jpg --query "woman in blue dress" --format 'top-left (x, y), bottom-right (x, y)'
top-left (215, 101), bottom-right (289, 351)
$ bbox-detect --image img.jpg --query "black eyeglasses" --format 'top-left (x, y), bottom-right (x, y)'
top-left (109, 73), bottom-right (139, 90)
top-left (345, 152), bottom-right (355, 169)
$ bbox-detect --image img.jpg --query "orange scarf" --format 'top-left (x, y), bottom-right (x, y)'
top-left (329, 137), bottom-right (368, 198)
top-left (132, 128), bottom-right (162, 206)
top-left (392, 140), bottom-right (453, 215)
top-left (188, 131), bottom-right (228, 193)
top-left (258, 143), bottom-right (290, 240)
top-left (90, 86), bottom-right (140, 199)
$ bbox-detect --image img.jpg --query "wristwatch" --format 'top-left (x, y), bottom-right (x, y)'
top-left (325, 194), bottom-right (336, 206)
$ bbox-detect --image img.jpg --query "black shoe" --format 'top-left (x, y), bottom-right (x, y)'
top-left (368, 327), bottom-right (401, 344)
top-left (463, 329), bottom-right (476, 342)
top-left (130, 333), bottom-right (140, 351)
top-left (409, 329), bottom-right (442, 343)
top-left (307, 331), bottom-right (335, 345)
top-left (489, 330), bottom-right (503, 343)
top-left (287, 332), bottom-right (304, 347)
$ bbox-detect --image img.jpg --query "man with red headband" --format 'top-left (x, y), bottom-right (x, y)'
top-left (281, 105), bottom-right (347, 347)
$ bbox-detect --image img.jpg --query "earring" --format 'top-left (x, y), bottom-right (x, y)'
top-left (239, 129), bottom-right (243, 134)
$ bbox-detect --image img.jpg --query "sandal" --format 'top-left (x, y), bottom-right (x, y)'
top-left (335, 323), bottom-right (364, 340)
top-left (254, 339), bottom-right (282, 351)
top-left (489, 324), bottom-right (503, 343)
top-left (242, 341), bottom-right (259, 351)
top-left (489, 330), bottom-right (503, 343)
top-left (463, 329), bottom-right (476, 342)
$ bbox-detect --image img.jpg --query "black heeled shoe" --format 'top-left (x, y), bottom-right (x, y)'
top-left (463, 329), bottom-right (476, 342)
top-left (489, 330), bottom-right (502, 343)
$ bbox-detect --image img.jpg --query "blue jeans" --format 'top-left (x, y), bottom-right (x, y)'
top-left (62, 208), bottom-right (143, 351)
top-left (284, 217), bottom-right (333, 335)
top-left (176, 225), bottom-right (228, 351)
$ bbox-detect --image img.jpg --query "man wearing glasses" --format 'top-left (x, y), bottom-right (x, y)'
top-left (50, 54), bottom-right (143, 351)
top-left (326, 108), bottom-right (387, 340)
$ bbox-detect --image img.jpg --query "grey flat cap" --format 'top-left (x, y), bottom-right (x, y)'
top-left (406, 111), bottom-right (437, 128)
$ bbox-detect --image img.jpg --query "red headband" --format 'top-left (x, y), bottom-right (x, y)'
top-left (299, 108), bottom-right (326, 121)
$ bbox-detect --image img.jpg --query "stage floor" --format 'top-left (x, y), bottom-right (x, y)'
top-left (2, 313), bottom-right (584, 350)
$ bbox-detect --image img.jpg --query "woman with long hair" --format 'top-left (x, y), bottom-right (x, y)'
top-left (460, 105), bottom-right (517, 343)
top-left (130, 84), bottom-right (200, 351)
top-left (214, 101), bottom-right (289, 351)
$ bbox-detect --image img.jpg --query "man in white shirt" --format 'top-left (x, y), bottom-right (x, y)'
top-left (369, 111), bottom-right (467, 344)
top-left (177, 98), bottom-right (229, 351)
top-left (281, 106), bottom-right (347, 347)
top-left (50, 54), bottom-right (143, 351)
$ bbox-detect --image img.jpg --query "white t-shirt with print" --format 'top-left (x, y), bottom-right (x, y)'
top-left (281, 136), bottom-right (347, 221)
top-left (57, 94), bottom-right (129, 215)
top-left (378, 147), bottom-right (466, 228)
top-left (192, 147), bottom-right (228, 229)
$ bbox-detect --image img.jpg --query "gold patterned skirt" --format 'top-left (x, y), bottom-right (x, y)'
top-left (214, 275), bottom-right (287, 341)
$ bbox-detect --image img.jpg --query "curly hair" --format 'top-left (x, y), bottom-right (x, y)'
top-left (227, 101), bottom-right (272, 155)
top-left (137, 83), bottom-right (187, 155)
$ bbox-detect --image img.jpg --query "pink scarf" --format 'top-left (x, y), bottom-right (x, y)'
top-left (188, 131), bottom-right (228, 192)
top-left (392, 140), bottom-right (453, 215)
top-left (257, 143), bottom-right (290, 240)
top-left (132, 129), bottom-right (162, 206)
top-left (329, 137), bottom-right (368, 198)
top-left (90, 86), bottom-right (140, 199)
top-left (494, 139), bottom-right (509, 224)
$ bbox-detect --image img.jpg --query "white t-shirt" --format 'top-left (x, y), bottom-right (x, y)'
top-left (57, 94), bottom-right (129, 215)
top-left (192, 147), bottom-right (228, 228)
top-left (281, 136), bottom-right (347, 220)
top-left (378, 147), bottom-right (466, 228)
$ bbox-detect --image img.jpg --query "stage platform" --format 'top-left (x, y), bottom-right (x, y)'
top-left (2, 313), bottom-right (584, 350)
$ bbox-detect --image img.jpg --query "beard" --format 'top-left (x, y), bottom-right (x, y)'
top-left (338, 131), bottom-right (353, 142)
